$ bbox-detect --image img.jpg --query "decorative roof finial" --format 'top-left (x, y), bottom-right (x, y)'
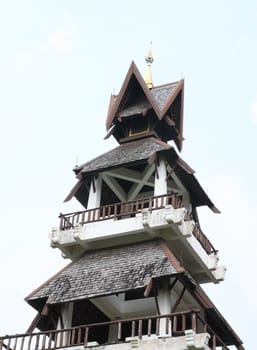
top-left (144, 43), bottom-right (154, 89)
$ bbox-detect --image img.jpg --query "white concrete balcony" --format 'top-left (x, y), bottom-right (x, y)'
top-left (50, 194), bottom-right (225, 284)
top-left (0, 311), bottom-right (240, 350)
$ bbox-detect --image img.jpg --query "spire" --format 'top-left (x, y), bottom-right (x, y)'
top-left (144, 44), bottom-right (154, 89)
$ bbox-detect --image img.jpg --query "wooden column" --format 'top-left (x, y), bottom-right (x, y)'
top-left (87, 175), bottom-right (102, 209)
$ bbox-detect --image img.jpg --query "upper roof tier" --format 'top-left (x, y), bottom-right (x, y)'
top-left (67, 138), bottom-right (219, 213)
top-left (105, 61), bottom-right (184, 151)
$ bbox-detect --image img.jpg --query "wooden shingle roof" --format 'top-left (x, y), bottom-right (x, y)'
top-left (74, 137), bottom-right (169, 176)
top-left (68, 138), bottom-right (219, 212)
top-left (26, 240), bottom-right (184, 306)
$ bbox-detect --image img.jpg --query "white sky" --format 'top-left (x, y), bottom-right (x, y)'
top-left (0, 0), bottom-right (256, 348)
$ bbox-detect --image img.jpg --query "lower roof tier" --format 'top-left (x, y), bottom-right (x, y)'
top-left (25, 239), bottom-right (243, 349)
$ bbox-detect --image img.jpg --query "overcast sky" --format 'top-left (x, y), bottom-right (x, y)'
top-left (0, 1), bottom-right (256, 348)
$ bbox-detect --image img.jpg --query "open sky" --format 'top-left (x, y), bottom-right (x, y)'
top-left (0, 0), bottom-right (256, 348)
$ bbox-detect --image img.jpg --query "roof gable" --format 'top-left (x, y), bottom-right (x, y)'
top-left (105, 61), bottom-right (184, 150)
top-left (106, 61), bottom-right (161, 130)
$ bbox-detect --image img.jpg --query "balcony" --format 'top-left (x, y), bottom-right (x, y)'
top-left (51, 193), bottom-right (224, 283)
top-left (0, 311), bottom-right (240, 350)
top-left (58, 193), bottom-right (216, 255)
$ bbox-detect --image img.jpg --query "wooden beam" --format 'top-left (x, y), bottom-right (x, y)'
top-left (104, 168), bottom-right (155, 188)
top-left (169, 277), bottom-right (178, 291)
top-left (144, 277), bottom-right (153, 297)
top-left (171, 286), bottom-right (186, 313)
top-left (154, 288), bottom-right (161, 316)
top-left (41, 295), bottom-right (53, 316)
top-left (169, 171), bottom-right (190, 206)
top-left (102, 174), bottom-right (127, 202)
top-left (127, 163), bottom-right (155, 201)
top-left (26, 312), bottom-right (42, 334)
top-left (26, 294), bottom-right (54, 333)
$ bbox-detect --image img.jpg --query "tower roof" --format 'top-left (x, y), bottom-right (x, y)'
top-left (25, 240), bottom-right (243, 348)
top-left (106, 61), bottom-right (184, 150)
top-left (66, 137), bottom-right (219, 213)
top-left (26, 239), bottom-right (184, 306)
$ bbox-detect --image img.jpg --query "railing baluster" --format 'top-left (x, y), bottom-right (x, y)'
top-left (165, 317), bottom-right (169, 335)
top-left (212, 334), bottom-right (216, 350)
top-left (171, 193), bottom-right (175, 207)
top-left (130, 321), bottom-right (135, 337)
top-left (84, 327), bottom-right (89, 347)
top-left (182, 314), bottom-right (186, 331)
top-left (5, 338), bottom-right (11, 350)
top-left (117, 322), bottom-right (122, 340)
top-left (108, 205), bottom-right (111, 218)
top-left (47, 332), bottom-right (52, 349)
top-left (156, 318), bottom-right (160, 336)
top-left (173, 315), bottom-right (177, 333)
top-left (114, 204), bottom-right (117, 220)
top-left (34, 335), bottom-right (40, 350)
top-left (71, 328), bottom-right (76, 345)
top-left (12, 337), bottom-right (17, 350)
top-left (161, 195), bottom-right (164, 207)
top-left (65, 330), bottom-right (70, 347)
top-left (138, 320), bottom-right (143, 340)
top-left (53, 331), bottom-right (58, 349)
top-left (191, 312), bottom-right (197, 332)
top-left (149, 197), bottom-right (152, 212)
top-left (147, 318), bottom-right (152, 336)
top-left (27, 335), bottom-right (32, 350)
top-left (20, 336), bottom-right (25, 350)
top-left (77, 327), bottom-right (82, 344)
top-left (81, 211), bottom-right (85, 224)
top-left (41, 334), bottom-right (46, 350)
top-left (58, 331), bottom-right (63, 348)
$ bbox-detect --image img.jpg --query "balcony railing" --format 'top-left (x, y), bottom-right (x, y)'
top-left (0, 310), bottom-right (234, 350)
top-left (59, 193), bottom-right (183, 230)
top-left (193, 223), bottom-right (218, 255)
top-left (58, 193), bottom-right (217, 255)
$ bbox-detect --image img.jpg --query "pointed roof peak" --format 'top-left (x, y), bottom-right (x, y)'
top-left (145, 44), bottom-right (154, 64)
top-left (144, 44), bottom-right (154, 89)
top-left (105, 60), bottom-right (185, 151)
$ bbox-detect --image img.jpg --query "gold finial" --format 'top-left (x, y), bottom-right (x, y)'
top-left (144, 44), bottom-right (154, 89)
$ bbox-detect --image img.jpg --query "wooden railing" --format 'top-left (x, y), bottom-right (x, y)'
top-left (58, 193), bottom-right (217, 255)
top-left (59, 193), bottom-right (183, 230)
top-left (0, 310), bottom-right (236, 350)
top-left (193, 223), bottom-right (218, 255)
